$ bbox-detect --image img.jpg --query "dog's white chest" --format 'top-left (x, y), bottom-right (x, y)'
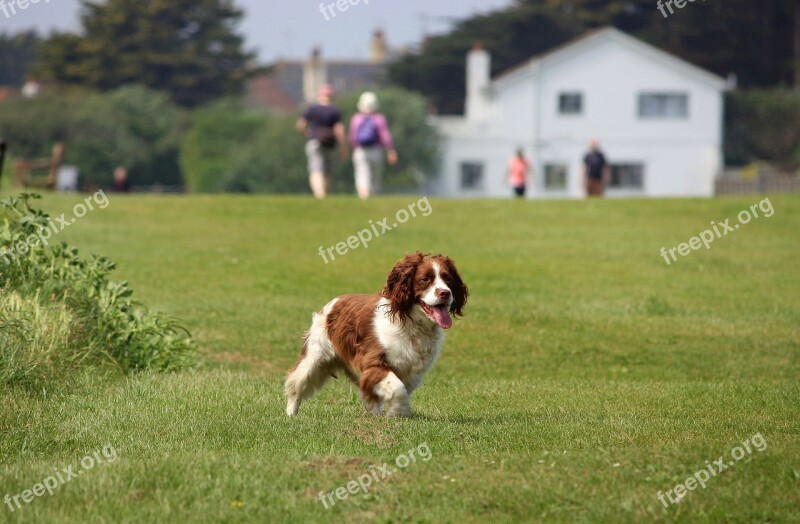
top-left (374, 299), bottom-right (444, 384)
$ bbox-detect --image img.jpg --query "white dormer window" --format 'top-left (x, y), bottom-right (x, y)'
top-left (558, 92), bottom-right (583, 115)
top-left (638, 93), bottom-right (689, 118)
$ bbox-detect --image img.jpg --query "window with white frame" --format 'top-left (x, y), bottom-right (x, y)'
top-left (459, 161), bottom-right (484, 190)
top-left (543, 164), bottom-right (569, 190)
top-left (609, 164), bottom-right (645, 190)
top-left (558, 92), bottom-right (583, 115)
top-left (638, 93), bottom-right (689, 118)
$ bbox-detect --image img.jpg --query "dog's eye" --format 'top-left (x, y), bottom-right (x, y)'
top-left (419, 277), bottom-right (430, 283)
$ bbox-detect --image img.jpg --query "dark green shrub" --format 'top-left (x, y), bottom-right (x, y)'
top-left (105, 85), bottom-right (187, 186)
top-left (332, 87), bottom-right (439, 193)
top-left (66, 93), bottom-right (148, 186)
top-left (222, 114), bottom-right (308, 193)
top-left (725, 89), bottom-right (800, 168)
top-left (0, 86), bottom-right (186, 187)
top-left (179, 99), bottom-right (268, 192)
top-left (225, 87), bottom-right (440, 194)
top-left (0, 91), bottom-right (73, 159)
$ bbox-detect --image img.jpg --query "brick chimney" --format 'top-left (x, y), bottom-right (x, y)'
top-left (303, 47), bottom-right (328, 104)
top-left (371, 29), bottom-right (387, 63)
top-left (466, 42), bottom-right (491, 120)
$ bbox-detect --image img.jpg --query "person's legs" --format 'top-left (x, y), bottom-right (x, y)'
top-left (367, 147), bottom-right (384, 196)
top-left (321, 147), bottom-right (336, 194)
top-left (513, 186), bottom-right (525, 198)
top-left (353, 147), bottom-right (371, 199)
top-left (306, 140), bottom-right (327, 198)
top-left (587, 178), bottom-right (604, 197)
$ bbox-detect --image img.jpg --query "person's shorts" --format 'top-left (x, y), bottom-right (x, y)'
top-left (306, 139), bottom-right (336, 177)
top-left (587, 178), bottom-right (605, 196)
top-left (512, 185), bottom-right (526, 197)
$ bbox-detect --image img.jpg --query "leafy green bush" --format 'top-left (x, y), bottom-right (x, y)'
top-left (0, 91), bottom-right (73, 159)
top-left (725, 89), bottom-right (800, 168)
top-left (179, 99), bottom-right (268, 192)
top-left (222, 114), bottom-right (308, 193)
top-left (213, 87), bottom-right (440, 194)
top-left (105, 85), bottom-right (187, 186)
top-left (0, 193), bottom-right (194, 392)
top-left (0, 86), bottom-right (185, 187)
top-left (332, 87), bottom-right (439, 193)
top-left (66, 93), bottom-right (149, 186)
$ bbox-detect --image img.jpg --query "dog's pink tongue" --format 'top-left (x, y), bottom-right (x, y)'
top-left (432, 305), bottom-right (452, 329)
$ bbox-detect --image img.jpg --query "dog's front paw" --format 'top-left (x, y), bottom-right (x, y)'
top-left (384, 403), bottom-right (412, 418)
top-left (365, 402), bottom-right (383, 416)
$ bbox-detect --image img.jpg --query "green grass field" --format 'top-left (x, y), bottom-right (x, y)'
top-left (1, 192), bottom-right (799, 523)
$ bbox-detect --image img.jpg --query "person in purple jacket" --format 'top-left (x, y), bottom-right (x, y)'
top-left (348, 92), bottom-right (398, 199)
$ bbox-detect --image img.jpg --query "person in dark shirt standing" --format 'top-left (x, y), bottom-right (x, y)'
top-left (583, 138), bottom-right (610, 197)
top-left (296, 84), bottom-right (347, 198)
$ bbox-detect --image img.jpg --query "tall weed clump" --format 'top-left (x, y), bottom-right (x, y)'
top-left (0, 193), bottom-right (194, 392)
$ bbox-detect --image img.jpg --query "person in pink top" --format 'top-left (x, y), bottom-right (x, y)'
top-left (508, 148), bottom-right (530, 198)
top-left (349, 92), bottom-right (398, 199)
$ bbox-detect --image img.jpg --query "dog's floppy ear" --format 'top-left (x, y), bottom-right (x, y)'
top-left (441, 256), bottom-right (469, 317)
top-left (383, 252), bottom-right (424, 320)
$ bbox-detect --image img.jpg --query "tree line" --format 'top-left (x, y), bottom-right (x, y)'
top-left (390, 0), bottom-right (798, 115)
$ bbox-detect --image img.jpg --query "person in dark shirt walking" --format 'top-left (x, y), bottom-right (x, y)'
top-left (583, 138), bottom-right (610, 197)
top-left (296, 84), bottom-right (347, 198)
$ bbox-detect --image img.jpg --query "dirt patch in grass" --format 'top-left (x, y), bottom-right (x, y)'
top-left (348, 426), bottom-right (400, 448)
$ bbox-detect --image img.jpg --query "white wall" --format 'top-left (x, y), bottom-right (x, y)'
top-left (524, 37), bottom-right (722, 198)
top-left (433, 32), bottom-right (724, 199)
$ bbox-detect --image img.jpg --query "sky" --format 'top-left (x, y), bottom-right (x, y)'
top-left (0, 0), bottom-right (515, 62)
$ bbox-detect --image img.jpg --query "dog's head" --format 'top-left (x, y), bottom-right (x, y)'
top-left (382, 252), bottom-right (468, 329)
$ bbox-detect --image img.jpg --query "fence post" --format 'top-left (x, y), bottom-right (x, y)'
top-left (0, 139), bottom-right (6, 193)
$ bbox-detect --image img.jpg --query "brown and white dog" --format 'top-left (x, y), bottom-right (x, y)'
top-left (285, 252), bottom-right (468, 417)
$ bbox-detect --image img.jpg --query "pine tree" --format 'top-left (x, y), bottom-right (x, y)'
top-left (33, 0), bottom-right (253, 107)
top-left (0, 31), bottom-right (40, 86)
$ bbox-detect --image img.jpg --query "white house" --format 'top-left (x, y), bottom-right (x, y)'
top-left (430, 27), bottom-right (729, 199)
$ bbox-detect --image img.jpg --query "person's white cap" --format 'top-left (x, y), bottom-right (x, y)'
top-left (358, 91), bottom-right (379, 113)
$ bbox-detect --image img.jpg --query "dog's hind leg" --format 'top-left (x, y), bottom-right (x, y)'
top-left (285, 313), bottom-right (336, 416)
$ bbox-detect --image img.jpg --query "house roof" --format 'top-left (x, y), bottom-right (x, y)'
top-left (246, 59), bottom-right (388, 111)
top-left (493, 27), bottom-right (728, 91)
top-left (325, 61), bottom-right (388, 96)
top-left (245, 75), bottom-right (297, 113)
